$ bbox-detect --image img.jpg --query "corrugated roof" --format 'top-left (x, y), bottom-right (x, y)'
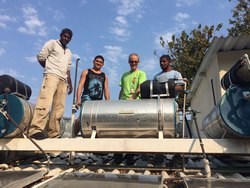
top-left (187, 35), bottom-right (250, 101)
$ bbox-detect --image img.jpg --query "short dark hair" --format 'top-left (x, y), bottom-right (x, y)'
top-left (160, 55), bottom-right (171, 62)
top-left (60, 28), bottom-right (73, 38)
top-left (94, 55), bottom-right (104, 63)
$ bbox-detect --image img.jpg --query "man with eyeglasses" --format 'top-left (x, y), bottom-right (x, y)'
top-left (114, 53), bottom-right (146, 165)
top-left (28, 28), bottom-right (73, 140)
top-left (119, 53), bottom-right (147, 100)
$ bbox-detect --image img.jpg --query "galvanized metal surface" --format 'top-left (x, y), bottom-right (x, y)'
top-left (80, 99), bottom-right (177, 138)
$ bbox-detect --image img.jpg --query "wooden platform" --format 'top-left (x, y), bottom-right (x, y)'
top-left (1, 138), bottom-right (250, 155)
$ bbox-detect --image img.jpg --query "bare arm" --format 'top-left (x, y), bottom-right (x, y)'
top-left (76, 70), bottom-right (88, 106)
top-left (175, 85), bottom-right (184, 91)
top-left (104, 74), bottom-right (110, 100)
top-left (38, 61), bottom-right (46, 68)
top-left (130, 87), bottom-right (141, 100)
top-left (119, 88), bottom-right (123, 99)
top-left (67, 70), bottom-right (73, 95)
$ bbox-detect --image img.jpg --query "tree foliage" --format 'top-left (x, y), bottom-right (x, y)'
top-left (227, 0), bottom-right (250, 36)
top-left (159, 0), bottom-right (249, 83)
top-left (158, 0), bottom-right (249, 106)
top-left (160, 24), bottom-right (222, 82)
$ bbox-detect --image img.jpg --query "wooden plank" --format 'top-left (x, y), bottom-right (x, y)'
top-left (1, 138), bottom-right (250, 154)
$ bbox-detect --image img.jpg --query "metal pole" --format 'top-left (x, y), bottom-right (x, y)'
top-left (192, 110), bottom-right (211, 177)
top-left (70, 58), bottom-right (80, 138)
top-left (69, 58), bottom-right (80, 164)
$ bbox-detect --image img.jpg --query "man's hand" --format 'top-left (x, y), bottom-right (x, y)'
top-left (38, 61), bottom-right (46, 68)
top-left (67, 85), bottom-right (73, 95)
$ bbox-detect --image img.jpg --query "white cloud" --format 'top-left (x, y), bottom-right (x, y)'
top-left (103, 45), bottom-right (126, 86)
top-left (0, 23), bottom-right (6, 28)
top-left (25, 56), bottom-right (36, 63)
top-left (110, 27), bottom-right (130, 41)
top-left (80, 0), bottom-right (87, 6)
top-left (176, 0), bottom-right (200, 7)
top-left (17, 4), bottom-right (47, 37)
top-left (53, 10), bottom-right (65, 22)
top-left (110, 0), bottom-right (144, 17)
top-left (154, 31), bottom-right (174, 51)
top-left (0, 69), bottom-right (24, 79)
top-left (115, 16), bottom-right (128, 27)
top-left (0, 47), bottom-right (6, 56)
top-left (104, 45), bottom-right (124, 63)
top-left (0, 15), bottom-right (17, 29)
top-left (141, 57), bottom-right (159, 78)
top-left (174, 12), bottom-right (190, 22)
top-left (109, 0), bottom-right (144, 41)
top-left (153, 22), bottom-right (188, 54)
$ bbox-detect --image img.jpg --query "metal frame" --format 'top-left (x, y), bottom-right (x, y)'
top-left (1, 138), bottom-right (250, 155)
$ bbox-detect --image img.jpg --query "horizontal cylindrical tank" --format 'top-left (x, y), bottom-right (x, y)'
top-left (221, 54), bottom-right (250, 90)
top-left (0, 94), bottom-right (34, 138)
top-left (202, 85), bottom-right (250, 138)
top-left (0, 74), bottom-right (32, 100)
top-left (80, 99), bottom-right (177, 138)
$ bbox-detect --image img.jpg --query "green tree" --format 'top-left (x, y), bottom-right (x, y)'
top-left (228, 0), bottom-right (250, 36)
top-left (160, 24), bottom-right (222, 82)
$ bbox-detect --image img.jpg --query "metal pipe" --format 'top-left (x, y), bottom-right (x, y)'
top-left (69, 58), bottom-right (80, 164)
top-left (192, 110), bottom-right (211, 177)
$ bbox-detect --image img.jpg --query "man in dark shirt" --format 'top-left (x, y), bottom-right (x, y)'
top-left (74, 55), bottom-right (110, 135)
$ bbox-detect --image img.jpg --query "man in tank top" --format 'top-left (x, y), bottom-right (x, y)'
top-left (74, 55), bottom-right (110, 135)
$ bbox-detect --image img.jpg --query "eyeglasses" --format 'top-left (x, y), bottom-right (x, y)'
top-left (129, 61), bottom-right (139, 64)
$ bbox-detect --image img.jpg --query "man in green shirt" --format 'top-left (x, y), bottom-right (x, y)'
top-left (119, 53), bottom-right (146, 100)
top-left (114, 53), bottom-right (146, 165)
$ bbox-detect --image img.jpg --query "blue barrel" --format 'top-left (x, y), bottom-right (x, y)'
top-left (0, 94), bottom-right (33, 138)
top-left (203, 85), bottom-right (250, 138)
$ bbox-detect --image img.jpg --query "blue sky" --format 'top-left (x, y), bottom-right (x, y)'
top-left (0, 0), bottom-right (237, 117)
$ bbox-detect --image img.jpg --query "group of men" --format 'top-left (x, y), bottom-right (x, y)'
top-left (28, 28), bottom-right (183, 141)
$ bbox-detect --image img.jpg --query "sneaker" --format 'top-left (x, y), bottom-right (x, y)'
top-left (30, 132), bottom-right (48, 140)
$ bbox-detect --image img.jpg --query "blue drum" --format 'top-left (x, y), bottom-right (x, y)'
top-left (203, 85), bottom-right (250, 138)
top-left (0, 94), bottom-right (33, 138)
